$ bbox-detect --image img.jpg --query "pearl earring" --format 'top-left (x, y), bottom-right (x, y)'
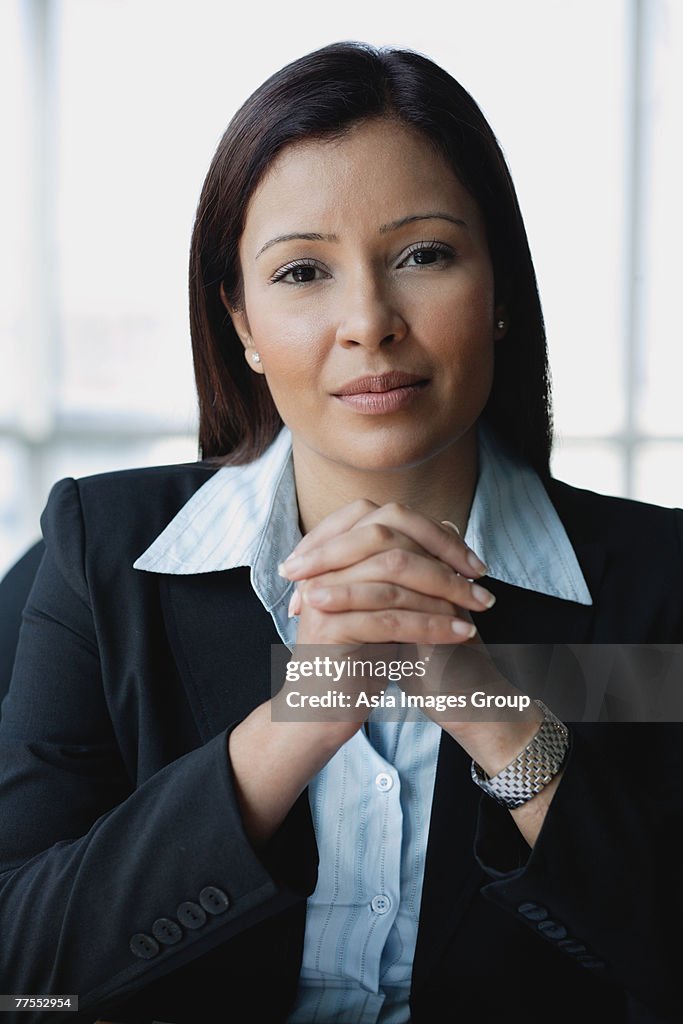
top-left (496, 319), bottom-right (505, 330)
top-left (251, 351), bottom-right (261, 363)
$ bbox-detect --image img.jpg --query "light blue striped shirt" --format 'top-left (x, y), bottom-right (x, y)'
top-left (134, 422), bottom-right (591, 1023)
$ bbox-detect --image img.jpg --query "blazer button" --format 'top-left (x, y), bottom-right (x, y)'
top-left (152, 917), bottom-right (183, 945)
top-left (129, 933), bottom-right (160, 959)
top-left (577, 954), bottom-right (606, 969)
top-left (177, 901), bottom-right (207, 929)
top-left (517, 902), bottom-right (548, 921)
top-left (558, 939), bottom-right (587, 955)
top-left (537, 920), bottom-right (568, 941)
top-left (199, 886), bottom-right (230, 915)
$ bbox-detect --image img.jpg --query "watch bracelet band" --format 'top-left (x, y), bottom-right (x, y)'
top-left (470, 700), bottom-right (570, 809)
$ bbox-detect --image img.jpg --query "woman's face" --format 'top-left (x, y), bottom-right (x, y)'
top-left (227, 117), bottom-right (505, 474)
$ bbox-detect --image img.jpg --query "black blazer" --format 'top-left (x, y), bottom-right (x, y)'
top-left (0, 463), bottom-right (681, 1024)
top-left (0, 539), bottom-right (45, 703)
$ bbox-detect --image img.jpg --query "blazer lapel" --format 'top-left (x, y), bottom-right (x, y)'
top-left (472, 545), bottom-right (605, 645)
top-left (159, 567), bottom-right (280, 744)
top-left (412, 540), bottom-right (605, 994)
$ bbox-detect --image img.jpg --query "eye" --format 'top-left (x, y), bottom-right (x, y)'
top-left (270, 260), bottom-right (329, 285)
top-left (399, 241), bottom-right (455, 268)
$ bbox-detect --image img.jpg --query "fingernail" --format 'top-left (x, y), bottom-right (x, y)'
top-left (471, 584), bottom-right (496, 608)
top-left (466, 550), bottom-right (488, 576)
top-left (278, 556), bottom-right (303, 578)
top-left (452, 620), bottom-right (477, 639)
top-left (288, 585), bottom-right (304, 617)
top-left (441, 520), bottom-right (460, 535)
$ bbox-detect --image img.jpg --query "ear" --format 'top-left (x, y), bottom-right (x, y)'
top-left (493, 304), bottom-right (509, 341)
top-left (219, 282), bottom-right (264, 374)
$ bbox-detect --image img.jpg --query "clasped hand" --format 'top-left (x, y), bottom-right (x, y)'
top-left (277, 500), bottom-right (538, 735)
top-left (280, 498), bottom-right (492, 643)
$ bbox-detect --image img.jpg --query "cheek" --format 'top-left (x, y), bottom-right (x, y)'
top-left (243, 299), bottom-right (329, 416)
top-left (245, 288), bottom-right (302, 349)
top-left (244, 276), bottom-right (327, 351)
top-left (422, 276), bottom-right (495, 360)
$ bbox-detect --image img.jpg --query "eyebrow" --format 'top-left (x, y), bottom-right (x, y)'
top-left (254, 212), bottom-right (468, 260)
top-left (379, 212), bottom-right (468, 234)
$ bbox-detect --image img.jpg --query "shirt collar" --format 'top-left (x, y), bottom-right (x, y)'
top-left (133, 425), bottom-right (299, 612)
top-left (133, 423), bottom-right (592, 607)
top-left (466, 425), bottom-right (592, 605)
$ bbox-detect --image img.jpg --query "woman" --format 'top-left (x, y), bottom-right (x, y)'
top-left (0, 41), bottom-right (681, 1024)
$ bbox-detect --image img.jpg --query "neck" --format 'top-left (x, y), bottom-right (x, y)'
top-left (292, 427), bottom-right (479, 537)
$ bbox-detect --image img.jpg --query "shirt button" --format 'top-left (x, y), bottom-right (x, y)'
top-left (371, 894), bottom-right (391, 915)
top-left (375, 772), bottom-right (394, 792)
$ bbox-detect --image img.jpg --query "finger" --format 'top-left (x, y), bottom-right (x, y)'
top-left (306, 608), bottom-right (477, 644)
top-left (454, 606), bottom-right (484, 645)
top-left (298, 552), bottom-right (495, 611)
top-left (281, 499), bottom-right (380, 566)
top-left (280, 503), bottom-right (485, 580)
top-left (301, 581), bottom-right (458, 616)
top-left (348, 503), bottom-right (486, 577)
top-left (288, 587), bottom-right (302, 617)
top-left (279, 522), bottom-right (425, 580)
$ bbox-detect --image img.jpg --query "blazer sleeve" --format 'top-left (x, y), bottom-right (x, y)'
top-left (472, 509), bottom-right (683, 1018)
top-left (0, 478), bottom-right (317, 1022)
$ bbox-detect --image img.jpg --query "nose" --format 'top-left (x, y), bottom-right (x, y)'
top-left (334, 272), bottom-right (408, 350)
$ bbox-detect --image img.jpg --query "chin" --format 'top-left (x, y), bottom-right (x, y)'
top-left (326, 428), bottom-right (459, 474)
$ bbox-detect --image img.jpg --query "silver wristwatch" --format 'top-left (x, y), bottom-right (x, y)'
top-left (470, 700), bottom-right (570, 809)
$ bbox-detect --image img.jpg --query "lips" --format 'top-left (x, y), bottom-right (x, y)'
top-left (333, 371), bottom-right (428, 395)
top-left (331, 372), bottom-right (430, 415)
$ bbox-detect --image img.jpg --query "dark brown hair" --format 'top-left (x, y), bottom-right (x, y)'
top-left (189, 40), bottom-right (553, 476)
